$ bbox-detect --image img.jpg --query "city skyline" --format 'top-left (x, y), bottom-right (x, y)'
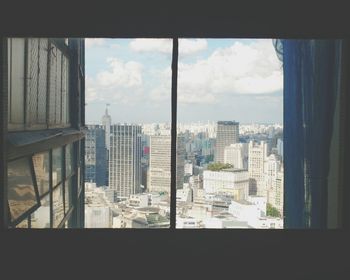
top-left (85, 38), bottom-right (283, 124)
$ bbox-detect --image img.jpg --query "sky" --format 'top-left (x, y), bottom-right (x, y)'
top-left (85, 38), bottom-right (283, 124)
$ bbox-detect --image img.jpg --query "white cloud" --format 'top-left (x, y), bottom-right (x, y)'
top-left (130, 39), bottom-right (172, 54)
top-left (129, 38), bottom-right (207, 55)
top-left (85, 38), bottom-right (107, 48)
top-left (86, 58), bottom-right (144, 104)
top-left (179, 39), bottom-right (208, 55)
top-left (177, 39), bottom-right (283, 104)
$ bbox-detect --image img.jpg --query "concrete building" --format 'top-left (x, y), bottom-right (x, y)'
top-left (203, 169), bottom-right (249, 200)
top-left (248, 140), bottom-right (268, 196)
top-left (215, 121), bottom-right (239, 163)
top-left (109, 124), bottom-right (142, 198)
top-left (148, 135), bottom-right (185, 193)
top-left (224, 143), bottom-right (248, 169)
top-left (85, 206), bottom-right (112, 228)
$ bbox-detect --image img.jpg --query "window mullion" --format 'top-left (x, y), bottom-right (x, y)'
top-left (170, 38), bottom-right (179, 229)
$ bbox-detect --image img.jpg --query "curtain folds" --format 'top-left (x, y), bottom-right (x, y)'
top-left (282, 40), bottom-right (343, 228)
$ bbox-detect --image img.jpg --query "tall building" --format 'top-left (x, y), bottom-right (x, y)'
top-left (109, 124), bottom-right (142, 198)
top-left (203, 168), bottom-right (249, 200)
top-left (224, 143), bottom-right (248, 169)
top-left (85, 124), bottom-right (108, 187)
top-left (148, 135), bottom-right (185, 193)
top-left (101, 105), bottom-right (112, 151)
top-left (248, 140), bottom-right (268, 196)
top-left (215, 121), bottom-right (239, 163)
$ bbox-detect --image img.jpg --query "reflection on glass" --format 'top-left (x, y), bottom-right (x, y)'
top-left (31, 194), bottom-right (50, 228)
top-left (15, 218), bottom-right (29, 228)
top-left (52, 185), bottom-right (64, 228)
top-left (52, 147), bottom-right (62, 187)
top-left (64, 177), bottom-right (72, 214)
top-left (32, 152), bottom-right (50, 196)
top-left (66, 143), bottom-right (74, 177)
top-left (8, 158), bottom-right (38, 222)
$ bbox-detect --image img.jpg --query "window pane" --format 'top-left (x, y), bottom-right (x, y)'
top-left (61, 55), bottom-right (69, 124)
top-left (64, 177), bottom-right (72, 214)
top-left (52, 147), bottom-right (62, 187)
top-left (8, 38), bottom-right (25, 126)
top-left (37, 38), bottom-right (49, 124)
top-left (15, 218), bottom-right (29, 228)
top-left (176, 39), bottom-right (284, 229)
top-left (8, 158), bottom-right (39, 223)
top-left (26, 38), bottom-right (39, 126)
top-left (52, 184), bottom-right (64, 227)
top-left (85, 38), bottom-right (172, 228)
top-left (31, 194), bottom-right (50, 228)
top-left (66, 143), bottom-right (74, 178)
top-left (32, 152), bottom-right (50, 196)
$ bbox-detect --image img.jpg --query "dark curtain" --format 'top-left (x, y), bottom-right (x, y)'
top-left (282, 40), bottom-right (343, 228)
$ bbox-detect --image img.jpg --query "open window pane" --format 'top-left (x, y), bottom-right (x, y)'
top-left (32, 151), bottom-right (50, 196)
top-left (31, 194), bottom-right (50, 228)
top-left (176, 39), bottom-right (284, 229)
top-left (8, 157), bottom-right (39, 224)
top-left (84, 38), bottom-right (172, 228)
top-left (52, 147), bottom-right (62, 187)
top-left (52, 184), bottom-right (64, 228)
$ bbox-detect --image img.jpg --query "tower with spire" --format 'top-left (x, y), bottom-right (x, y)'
top-left (101, 103), bottom-right (112, 150)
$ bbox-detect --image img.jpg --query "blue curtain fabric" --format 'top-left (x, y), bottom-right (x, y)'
top-left (282, 40), bottom-right (342, 228)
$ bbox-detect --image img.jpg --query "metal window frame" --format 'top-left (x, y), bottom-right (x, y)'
top-left (8, 156), bottom-right (41, 228)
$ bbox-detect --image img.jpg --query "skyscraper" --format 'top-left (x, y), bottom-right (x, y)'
top-left (224, 143), bottom-right (248, 169)
top-left (101, 104), bottom-right (112, 151)
top-left (248, 140), bottom-right (268, 196)
top-left (215, 121), bottom-right (239, 163)
top-left (109, 124), bottom-right (142, 198)
top-left (148, 135), bottom-right (185, 193)
top-left (85, 124), bottom-right (108, 186)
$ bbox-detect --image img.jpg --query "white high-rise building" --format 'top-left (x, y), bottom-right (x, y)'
top-left (248, 140), bottom-right (268, 196)
top-left (268, 166), bottom-right (284, 215)
top-left (203, 169), bottom-right (249, 200)
top-left (85, 206), bottom-right (112, 228)
top-left (148, 135), bottom-right (185, 193)
top-left (215, 121), bottom-right (239, 163)
top-left (109, 124), bottom-right (142, 198)
top-left (224, 143), bottom-right (248, 169)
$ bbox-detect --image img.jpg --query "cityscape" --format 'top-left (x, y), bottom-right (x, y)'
top-left (84, 108), bottom-right (284, 229)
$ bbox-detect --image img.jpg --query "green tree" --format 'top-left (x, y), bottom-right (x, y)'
top-left (207, 162), bottom-right (233, 171)
top-left (266, 203), bottom-right (281, 218)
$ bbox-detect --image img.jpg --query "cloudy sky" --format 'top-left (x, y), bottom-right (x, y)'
top-left (85, 38), bottom-right (283, 124)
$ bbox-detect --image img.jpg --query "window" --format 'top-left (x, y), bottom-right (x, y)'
top-left (7, 157), bottom-right (40, 225)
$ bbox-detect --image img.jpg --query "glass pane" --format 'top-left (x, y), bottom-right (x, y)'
top-left (8, 38), bottom-right (25, 126)
top-left (52, 147), bottom-right (62, 187)
top-left (52, 184), bottom-right (64, 228)
top-left (26, 38), bottom-right (39, 126)
top-left (64, 177), bottom-right (72, 214)
top-left (15, 218), bottom-right (29, 228)
top-left (32, 152), bottom-right (50, 196)
top-left (61, 54), bottom-right (69, 124)
top-left (176, 39), bottom-right (284, 229)
top-left (31, 194), bottom-right (50, 228)
top-left (66, 143), bottom-right (74, 178)
top-left (55, 49), bottom-right (62, 124)
top-left (8, 158), bottom-right (39, 222)
top-left (85, 38), bottom-right (172, 228)
top-left (37, 38), bottom-right (49, 124)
